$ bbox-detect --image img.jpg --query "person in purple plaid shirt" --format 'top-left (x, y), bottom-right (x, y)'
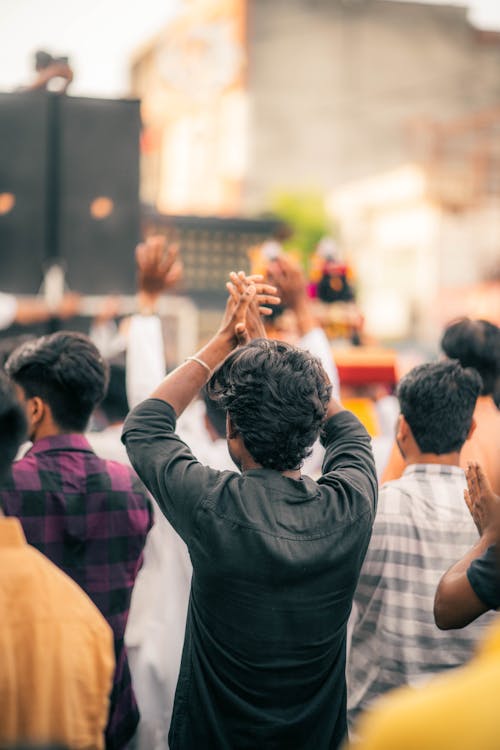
top-left (0, 331), bottom-right (153, 750)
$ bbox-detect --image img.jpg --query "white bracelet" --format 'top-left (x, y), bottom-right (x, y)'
top-left (185, 356), bottom-right (212, 376)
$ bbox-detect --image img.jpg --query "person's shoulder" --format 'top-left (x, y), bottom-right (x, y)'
top-left (377, 477), bottom-right (414, 516)
top-left (99, 457), bottom-right (150, 496)
top-left (0, 450), bottom-right (39, 490)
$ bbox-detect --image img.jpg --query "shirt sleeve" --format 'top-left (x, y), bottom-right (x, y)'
top-left (0, 292), bottom-right (18, 330)
top-left (318, 410), bottom-right (378, 523)
top-left (299, 327), bottom-right (340, 400)
top-left (126, 315), bottom-right (166, 409)
top-left (122, 398), bottom-right (225, 542)
top-left (467, 544), bottom-right (500, 610)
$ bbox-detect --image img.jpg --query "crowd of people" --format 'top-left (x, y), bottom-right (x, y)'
top-left (0, 236), bottom-right (499, 750)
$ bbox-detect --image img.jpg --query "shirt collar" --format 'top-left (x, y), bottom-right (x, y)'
top-left (0, 517), bottom-right (27, 547)
top-left (27, 433), bottom-right (95, 456)
top-left (403, 463), bottom-right (464, 479)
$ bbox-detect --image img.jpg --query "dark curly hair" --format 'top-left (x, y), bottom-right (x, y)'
top-left (441, 318), bottom-right (500, 397)
top-left (207, 338), bottom-right (331, 471)
top-left (6, 331), bottom-right (108, 432)
top-left (397, 360), bottom-right (482, 455)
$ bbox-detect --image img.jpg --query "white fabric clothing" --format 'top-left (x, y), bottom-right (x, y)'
top-left (123, 314), bottom-right (234, 749)
top-left (299, 327), bottom-right (340, 478)
top-left (86, 425), bottom-right (129, 465)
top-left (126, 315), bottom-right (166, 410)
top-left (299, 327), bottom-right (340, 400)
top-left (0, 292), bottom-right (17, 330)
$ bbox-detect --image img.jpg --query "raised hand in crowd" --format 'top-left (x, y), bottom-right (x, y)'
top-left (464, 462), bottom-right (500, 539)
top-left (136, 235), bottom-right (183, 314)
top-left (434, 461), bottom-right (500, 630)
top-left (266, 254), bottom-right (317, 335)
top-left (225, 271), bottom-right (277, 344)
top-left (147, 271), bottom-right (280, 416)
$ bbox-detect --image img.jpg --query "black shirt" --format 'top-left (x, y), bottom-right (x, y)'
top-left (123, 400), bottom-right (377, 750)
top-left (467, 544), bottom-right (500, 610)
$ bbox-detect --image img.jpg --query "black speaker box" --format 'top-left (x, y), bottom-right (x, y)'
top-left (0, 92), bottom-right (49, 293)
top-left (58, 96), bottom-right (141, 293)
top-left (0, 92), bottom-right (141, 295)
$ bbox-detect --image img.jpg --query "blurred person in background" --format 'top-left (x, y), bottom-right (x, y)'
top-left (345, 463), bottom-right (500, 750)
top-left (20, 49), bottom-right (73, 93)
top-left (119, 238), bottom-right (234, 749)
top-left (382, 318), bottom-right (500, 494)
top-left (264, 253), bottom-right (340, 479)
top-left (122, 272), bottom-right (377, 750)
top-left (0, 290), bottom-right (80, 331)
top-left (0, 370), bottom-right (115, 749)
top-left (347, 361), bottom-right (492, 729)
top-left (0, 332), bottom-right (153, 750)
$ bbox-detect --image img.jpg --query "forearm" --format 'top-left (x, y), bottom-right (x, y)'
top-left (15, 298), bottom-right (52, 325)
top-left (150, 330), bottom-right (234, 416)
top-left (434, 531), bottom-right (494, 629)
top-left (292, 297), bottom-right (317, 336)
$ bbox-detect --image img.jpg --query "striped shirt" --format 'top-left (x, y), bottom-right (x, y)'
top-left (347, 463), bottom-right (494, 728)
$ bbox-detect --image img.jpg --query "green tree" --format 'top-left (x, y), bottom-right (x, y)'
top-left (269, 190), bottom-right (337, 266)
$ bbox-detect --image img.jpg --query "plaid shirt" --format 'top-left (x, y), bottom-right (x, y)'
top-left (347, 464), bottom-right (494, 729)
top-left (0, 434), bottom-right (154, 750)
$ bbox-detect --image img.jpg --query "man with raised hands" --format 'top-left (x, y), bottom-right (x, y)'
top-left (122, 272), bottom-right (377, 750)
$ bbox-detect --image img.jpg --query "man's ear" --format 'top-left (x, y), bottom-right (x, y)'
top-left (28, 396), bottom-right (46, 430)
top-left (396, 414), bottom-right (408, 443)
top-left (466, 417), bottom-right (477, 442)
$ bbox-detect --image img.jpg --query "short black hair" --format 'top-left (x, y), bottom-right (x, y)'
top-left (0, 371), bottom-right (27, 481)
top-left (441, 318), bottom-right (500, 397)
top-left (208, 338), bottom-right (331, 470)
top-left (397, 360), bottom-right (481, 455)
top-left (5, 331), bottom-right (108, 433)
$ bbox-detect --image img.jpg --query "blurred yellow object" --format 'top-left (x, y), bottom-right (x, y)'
top-left (342, 397), bottom-right (380, 437)
top-left (347, 619), bottom-right (500, 750)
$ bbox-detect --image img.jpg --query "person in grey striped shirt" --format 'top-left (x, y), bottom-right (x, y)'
top-left (347, 359), bottom-right (494, 731)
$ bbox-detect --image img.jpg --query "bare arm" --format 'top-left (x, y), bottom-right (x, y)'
top-left (150, 274), bottom-right (279, 416)
top-left (267, 256), bottom-right (316, 336)
top-left (434, 463), bottom-right (500, 629)
top-left (14, 293), bottom-right (80, 325)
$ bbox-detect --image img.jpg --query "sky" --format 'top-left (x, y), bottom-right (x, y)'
top-left (0, 0), bottom-right (500, 98)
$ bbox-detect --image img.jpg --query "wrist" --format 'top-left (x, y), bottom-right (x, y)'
top-left (198, 329), bottom-right (237, 371)
top-left (137, 291), bottom-right (160, 315)
top-left (479, 527), bottom-right (497, 546)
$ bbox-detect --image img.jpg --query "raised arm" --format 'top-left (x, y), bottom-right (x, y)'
top-left (434, 463), bottom-right (500, 629)
top-left (267, 255), bottom-right (340, 396)
top-left (122, 274), bottom-right (279, 537)
top-left (149, 275), bottom-right (279, 416)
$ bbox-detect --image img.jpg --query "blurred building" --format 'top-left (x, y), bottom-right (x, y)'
top-left (131, 0), bottom-right (500, 342)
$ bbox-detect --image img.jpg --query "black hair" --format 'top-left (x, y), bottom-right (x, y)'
top-left (0, 371), bottom-right (27, 481)
top-left (201, 386), bottom-right (226, 439)
top-left (208, 338), bottom-right (331, 470)
top-left (100, 361), bottom-right (129, 425)
top-left (5, 331), bottom-right (108, 433)
top-left (441, 318), bottom-right (500, 397)
top-left (397, 360), bottom-right (482, 455)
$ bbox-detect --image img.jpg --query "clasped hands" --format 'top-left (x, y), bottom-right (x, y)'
top-left (220, 271), bottom-right (280, 346)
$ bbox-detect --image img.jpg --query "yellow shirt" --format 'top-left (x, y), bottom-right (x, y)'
top-left (348, 618), bottom-right (500, 750)
top-left (0, 517), bottom-right (115, 749)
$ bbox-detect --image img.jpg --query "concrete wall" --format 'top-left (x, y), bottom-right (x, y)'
top-left (244, 0), bottom-right (500, 211)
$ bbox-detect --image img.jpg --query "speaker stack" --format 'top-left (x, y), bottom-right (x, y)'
top-left (0, 91), bottom-right (141, 296)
